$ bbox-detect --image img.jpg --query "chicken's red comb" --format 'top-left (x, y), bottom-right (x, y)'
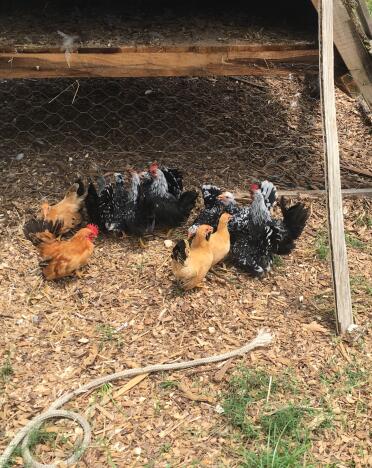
top-left (149, 161), bottom-right (158, 170)
top-left (250, 183), bottom-right (260, 191)
top-left (87, 224), bottom-right (99, 236)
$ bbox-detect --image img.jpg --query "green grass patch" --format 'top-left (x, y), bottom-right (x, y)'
top-left (97, 382), bottom-right (113, 399)
top-left (272, 255), bottom-right (284, 268)
top-left (222, 369), bottom-right (274, 438)
top-left (27, 428), bottom-right (58, 451)
top-left (356, 212), bottom-right (372, 228)
top-left (96, 324), bottom-right (122, 349)
top-left (159, 380), bottom-right (179, 389)
top-left (0, 353), bottom-right (14, 382)
top-left (260, 405), bottom-right (311, 439)
top-left (222, 368), bottom-right (327, 466)
top-left (320, 361), bottom-right (367, 394)
top-left (315, 231), bottom-right (329, 260)
top-left (242, 440), bottom-right (310, 468)
top-left (350, 275), bottom-right (372, 296)
top-left (345, 233), bottom-right (366, 250)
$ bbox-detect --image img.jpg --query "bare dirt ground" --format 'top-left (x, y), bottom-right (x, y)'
top-left (0, 78), bottom-right (371, 466)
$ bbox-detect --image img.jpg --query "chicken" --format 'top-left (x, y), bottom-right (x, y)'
top-left (188, 185), bottom-right (237, 237)
top-left (188, 180), bottom-right (277, 237)
top-left (24, 219), bottom-right (99, 280)
top-left (228, 181), bottom-right (276, 233)
top-left (143, 161), bottom-right (198, 229)
top-left (85, 176), bottom-right (115, 232)
top-left (271, 196), bottom-right (310, 255)
top-left (209, 212), bottom-right (232, 266)
top-left (39, 179), bottom-right (85, 234)
top-left (171, 224), bottom-right (214, 290)
top-left (229, 183), bottom-right (309, 276)
top-left (119, 171), bottom-right (155, 238)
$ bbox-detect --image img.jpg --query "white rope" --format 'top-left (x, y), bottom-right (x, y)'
top-left (0, 329), bottom-right (273, 467)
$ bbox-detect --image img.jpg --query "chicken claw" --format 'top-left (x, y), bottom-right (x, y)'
top-left (139, 237), bottom-right (148, 249)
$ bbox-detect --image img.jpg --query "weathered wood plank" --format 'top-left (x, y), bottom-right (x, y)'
top-left (311, 0), bottom-right (372, 108)
top-left (0, 44), bottom-right (319, 79)
top-left (355, 0), bottom-right (372, 39)
top-left (319, 0), bottom-right (354, 334)
top-left (236, 187), bottom-right (372, 200)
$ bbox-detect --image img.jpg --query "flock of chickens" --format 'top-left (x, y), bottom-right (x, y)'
top-left (23, 161), bottom-right (309, 288)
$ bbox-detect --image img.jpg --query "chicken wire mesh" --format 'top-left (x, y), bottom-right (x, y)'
top-left (1, 76), bottom-right (329, 188)
top-left (2, 74), bottom-right (369, 191)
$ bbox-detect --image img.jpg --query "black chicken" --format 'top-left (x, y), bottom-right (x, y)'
top-left (142, 161), bottom-right (198, 229)
top-left (120, 171), bottom-right (155, 239)
top-left (188, 180), bottom-right (277, 237)
top-left (229, 182), bottom-right (309, 276)
top-left (85, 175), bottom-right (115, 232)
top-left (188, 185), bottom-right (237, 237)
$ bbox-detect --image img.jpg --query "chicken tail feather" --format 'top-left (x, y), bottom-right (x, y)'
top-left (75, 178), bottom-right (85, 197)
top-left (280, 197), bottom-right (309, 240)
top-left (178, 191), bottom-right (198, 218)
top-left (24, 218), bottom-right (63, 245)
top-left (85, 182), bottom-right (102, 228)
top-left (171, 239), bottom-right (189, 264)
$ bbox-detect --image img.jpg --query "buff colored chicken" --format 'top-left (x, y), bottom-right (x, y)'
top-left (38, 180), bottom-right (85, 234)
top-left (171, 224), bottom-right (214, 290)
top-left (209, 212), bottom-right (232, 266)
top-left (24, 219), bottom-right (98, 280)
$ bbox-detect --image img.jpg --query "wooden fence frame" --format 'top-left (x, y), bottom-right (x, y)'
top-left (318, 0), bottom-right (354, 334)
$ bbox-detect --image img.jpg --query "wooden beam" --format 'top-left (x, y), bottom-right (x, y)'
top-left (319, 0), bottom-right (354, 334)
top-left (0, 43), bottom-right (319, 79)
top-left (355, 0), bottom-right (372, 39)
top-left (311, 0), bottom-right (372, 109)
top-left (236, 187), bottom-right (372, 200)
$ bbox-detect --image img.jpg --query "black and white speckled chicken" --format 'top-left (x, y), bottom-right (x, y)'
top-left (188, 184), bottom-right (237, 237)
top-left (188, 180), bottom-right (277, 237)
top-left (85, 175), bottom-right (114, 232)
top-left (120, 171), bottom-right (155, 240)
top-left (229, 182), bottom-right (309, 276)
top-left (142, 161), bottom-right (198, 229)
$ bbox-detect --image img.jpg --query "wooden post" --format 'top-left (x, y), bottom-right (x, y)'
top-left (311, 0), bottom-right (372, 109)
top-left (319, 0), bottom-right (354, 334)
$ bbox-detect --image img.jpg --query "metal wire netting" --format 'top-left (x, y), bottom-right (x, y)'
top-left (0, 76), bottom-right (320, 151)
top-left (0, 76), bottom-right (331, 188)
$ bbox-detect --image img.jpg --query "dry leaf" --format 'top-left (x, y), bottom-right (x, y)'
top-left (101, 373), bottom-right (149, 406)
top-left (178, 381), bottom-right (215, 404)
top-left (302, 321), bottom-right (329, 334)
top-left (308, 413), bottom-right (326, 430)
top-left (82, 343), bottom-right (99, 368)
top-left (214, 359), bottom-right (234, 383)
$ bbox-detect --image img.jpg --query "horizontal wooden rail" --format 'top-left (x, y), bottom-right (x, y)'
top-left (236, 187), bottom-right (372, 200)
top-left (0, 43), bottom-right (319, 79)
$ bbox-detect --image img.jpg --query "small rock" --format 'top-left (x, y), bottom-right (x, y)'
top-left (78, 337), bottom-right (89, 344)
top-left (133, 447), bottom-right (142, 456)
top-left (15, 153), bottom-right (24, 161)
top-left (299, 295), bottom-right (304, 303)
top-left (215, 404), bottom-right (224, 414)
top-left (164, 239), bottom-right (173, 248)
top-left (144, 89), bottom-right (153, 95)
top-left (208, 326), bottom-right (216, 334)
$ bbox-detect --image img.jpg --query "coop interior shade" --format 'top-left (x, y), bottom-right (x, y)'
top-left (0, 0), bottom-right (317, 49)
